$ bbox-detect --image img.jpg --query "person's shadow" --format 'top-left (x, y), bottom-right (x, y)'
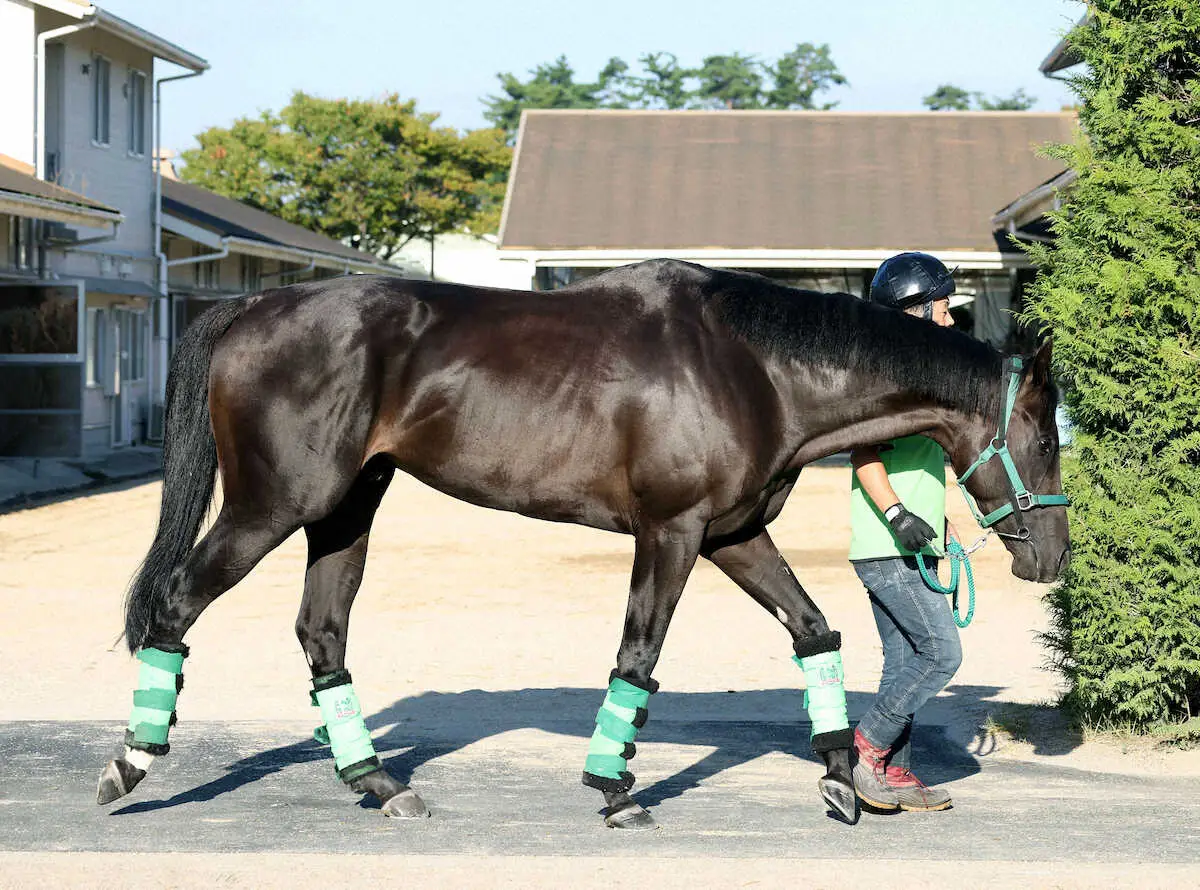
top-left (112, 682), bottom-right (1063, 815)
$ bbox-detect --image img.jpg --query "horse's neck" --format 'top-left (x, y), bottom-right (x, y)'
top-left (785, 373), bottom-right (983, 468)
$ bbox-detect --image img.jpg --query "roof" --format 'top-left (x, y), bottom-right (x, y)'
top-left (0, 155), bottom-right (123, 227)
top-left (499, 110), bottom-right (1077, 253)
top-left (1040, 14), bottom-right (1089, 75)
top-left (34, 3), bottom-right (208, 72)
top-left (162, 178), bottom-right (396, 272)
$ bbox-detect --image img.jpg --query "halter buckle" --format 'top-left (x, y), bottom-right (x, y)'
top-left (1016, 491), bottom-right (1034, 512)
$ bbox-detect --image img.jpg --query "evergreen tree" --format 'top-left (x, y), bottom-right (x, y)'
top-left (1021, 1), bottom-right (1200, 729)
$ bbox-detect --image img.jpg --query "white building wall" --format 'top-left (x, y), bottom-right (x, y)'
top-left (0, 1), bottom-right (36, 165)
top-left (48, 27), bottom-right (156, 267)
top-left (394, 233), bottom-right (532, 289)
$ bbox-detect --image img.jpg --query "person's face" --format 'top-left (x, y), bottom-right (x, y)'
top-left (906, 298), bottom-right (954, 327)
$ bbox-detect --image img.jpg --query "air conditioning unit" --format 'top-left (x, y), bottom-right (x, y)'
top-left (42, 222), bottom-right (79, 243)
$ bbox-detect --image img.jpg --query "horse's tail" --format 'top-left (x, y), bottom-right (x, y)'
top-left (124, 297), bottom-right (250, 652)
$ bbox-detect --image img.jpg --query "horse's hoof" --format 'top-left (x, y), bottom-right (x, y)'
top-left (604, 802), bottom-right (657, 830)
top-left (382, 788), bottom-right (430, 819)
top-left (819, 776), bottom-right (859, 825)
top-left (96, 758), bottom-right (146, 805)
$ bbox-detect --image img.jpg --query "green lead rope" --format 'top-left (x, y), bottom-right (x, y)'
top-left (916, 541), bottom-right (977, 628)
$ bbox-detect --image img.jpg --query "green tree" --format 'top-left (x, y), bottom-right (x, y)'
top-left (923, 83), bottom-right (973, 111)
top-left (179, 92), bottom-right (511, 258)
top-left (978, 88), bottom-right (1037, 110)
top-left (482, 56), bottom-right (629, 141)
top-left (765, 43), bottom-right (847, 109)
top-left (1020, 1), bottom-right (1200, 729)
top-left (694, 52), bottom-right (764, 109)
top-left (924, 84), bottom-right (1037, 111)
top-left (621, 52), bottom-right (692, 109)
top-left (483, 45), bottom-right (847, 140)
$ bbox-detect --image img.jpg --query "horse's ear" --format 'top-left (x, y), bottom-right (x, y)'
top-left (1030, 337), bottom-right (1053, 388)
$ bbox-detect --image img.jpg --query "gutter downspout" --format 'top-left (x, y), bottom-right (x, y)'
top-left (152, 69), bottom-right (204, 435)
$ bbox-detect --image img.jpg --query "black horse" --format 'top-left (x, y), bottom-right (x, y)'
top-left (97, 259), bottom-right (1069, 828)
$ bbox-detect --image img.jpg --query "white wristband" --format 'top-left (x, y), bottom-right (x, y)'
top-left (884, 504), bottom-right (904, 522)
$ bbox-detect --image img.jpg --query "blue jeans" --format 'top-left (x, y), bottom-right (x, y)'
top-left (853, 557), bottom-right (963, 770)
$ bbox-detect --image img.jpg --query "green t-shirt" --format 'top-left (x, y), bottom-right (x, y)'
top-left (849, 435), bottom-right (946, 561)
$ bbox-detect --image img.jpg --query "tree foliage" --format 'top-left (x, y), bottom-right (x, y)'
top-left (179, 92), bottom-right (511, 258)
top-left (1020, 1), bottom-right (1200, 729)
top-left (483, 44), bottom-right (847, 141)
top-left (924, 83), bottom-right (1037, 111)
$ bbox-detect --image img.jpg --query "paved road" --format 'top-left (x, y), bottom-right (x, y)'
top-left (3, 710), bottom-right (1198, 864)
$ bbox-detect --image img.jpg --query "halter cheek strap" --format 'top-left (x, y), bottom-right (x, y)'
top-left (956, 356), bottom-right (1070, 533)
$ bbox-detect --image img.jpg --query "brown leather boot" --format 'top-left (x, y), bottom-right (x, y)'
top-left (851, 728), bottom-right (899, 810)
top-left (884, 764), bottom-right (953, 812)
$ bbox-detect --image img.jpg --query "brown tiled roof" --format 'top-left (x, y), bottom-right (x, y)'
top-left (0, 157), bottom-right (120, 214)
top-left (499, 110), bottom-right (1076, 252)
top-left (163, 178), bottom-right (377, 264)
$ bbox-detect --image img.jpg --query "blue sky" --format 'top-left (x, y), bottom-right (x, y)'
top-left (101, 0), bottom-right (1086, 153)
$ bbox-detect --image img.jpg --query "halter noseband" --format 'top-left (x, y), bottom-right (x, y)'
top-left (955, 356), bottom-right (1070, 540)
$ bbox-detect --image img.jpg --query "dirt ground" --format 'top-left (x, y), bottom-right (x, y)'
top-left (4, 464), bottom-right (1199, 886)
top-left (0, 465), bottom-right (1051, 719)
top-left (4, 461), bottom-right (1192, 779)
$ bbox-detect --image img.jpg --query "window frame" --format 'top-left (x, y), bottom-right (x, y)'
top-left (126, 67), bottom-right (148, 158)
top-left (91, 54), bottom-right (112, 148)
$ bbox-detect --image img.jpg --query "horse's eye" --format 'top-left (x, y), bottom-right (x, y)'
top-left (1038, 437), bottom-right (1054, 455)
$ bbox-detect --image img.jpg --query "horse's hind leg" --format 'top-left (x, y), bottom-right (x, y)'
top-left (583, 520), bottom-right (704, 830)
top-left (97, 509), bottom-right (296, 804)
top-left (295, 457), bottom-right (427, 818)
top-left (703, 529), bottom-right (858, 825)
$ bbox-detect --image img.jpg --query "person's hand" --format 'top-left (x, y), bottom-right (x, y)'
top-left (946, 519), bottom-right (961, 545)
top-left (885, 505), bottom-right (936, 552)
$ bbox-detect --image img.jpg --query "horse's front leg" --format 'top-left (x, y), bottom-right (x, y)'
top-left (583, 520), bottom-right (703, 830)
top-left (296, 459), bottom-right (427, 818)
top-left (704, 528), bottom-right (858, 825)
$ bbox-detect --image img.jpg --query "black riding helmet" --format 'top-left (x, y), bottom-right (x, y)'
top-left (868, 252), bottom-right (955, 315)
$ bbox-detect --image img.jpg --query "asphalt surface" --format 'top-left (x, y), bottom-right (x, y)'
top-left (3, 706), bottom-right (1198, 862)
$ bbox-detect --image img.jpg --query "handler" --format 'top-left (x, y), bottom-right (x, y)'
top-left (849, 251), bottom-right (964, 813)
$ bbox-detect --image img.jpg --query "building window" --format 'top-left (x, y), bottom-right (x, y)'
top-left (193, 245), bottom-right (220, 290)
top-left (127, 69), bottom-right (147, 156)
top-left (91, 56), bottom-right (111, 146)
top-left (85, 308), bottom-right (105, 385)
top-left (7, 216), bottom-right (38, 272)
top-left (239, 255), bottom-right (262, 292)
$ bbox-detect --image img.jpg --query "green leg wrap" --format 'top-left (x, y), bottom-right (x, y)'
top-left (794, 651), bottom-right (851, 749)
top-left (582, 676), bottom-right (652, 793)
top-left (312, 672), bottom-right (382, 783)
top-left (126, 647), bottom-right (186, 755)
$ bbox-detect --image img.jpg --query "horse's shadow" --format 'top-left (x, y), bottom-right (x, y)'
top-left (112, 683), bottom-right (1022, 815)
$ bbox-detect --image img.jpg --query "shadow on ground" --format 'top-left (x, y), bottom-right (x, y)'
top-left (110, 682), bottom-right (1078, 816)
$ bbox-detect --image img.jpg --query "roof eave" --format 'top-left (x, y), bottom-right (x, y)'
top-left (991, 169), bottom-right (1077, 230)
top-left (88, 7), bottom-right (209, 72)
top-left (0, 189), bottom-right (124, 228)
top-left (223, 236), bottom-right (401, 276)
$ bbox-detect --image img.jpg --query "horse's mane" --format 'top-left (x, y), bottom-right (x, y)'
top-left (700, 266), bottom-right (1005, 419)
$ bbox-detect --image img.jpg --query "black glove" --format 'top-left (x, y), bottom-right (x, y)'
top-left (885, 504), bottom-right (936, 552)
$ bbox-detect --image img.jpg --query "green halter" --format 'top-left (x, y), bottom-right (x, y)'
top-left (955, 356), bottom-right (1070, 538)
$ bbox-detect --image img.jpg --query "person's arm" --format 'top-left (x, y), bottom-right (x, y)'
top-left (851, 446), bottom-right (937, 552)
top-left (851, 446), bottom-right (901, 514)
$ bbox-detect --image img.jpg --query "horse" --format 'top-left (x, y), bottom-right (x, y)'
top-left (96, 258), bottom-right (1070, 829)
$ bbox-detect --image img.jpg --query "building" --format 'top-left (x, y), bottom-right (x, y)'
top-left (0, 0), bottom-right (402, 459)
top-left (498, 109), bottom-right (1078, 347)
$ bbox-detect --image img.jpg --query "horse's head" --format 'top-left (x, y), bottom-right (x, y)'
top-left (949, 340), bottom-right (1071, 583)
